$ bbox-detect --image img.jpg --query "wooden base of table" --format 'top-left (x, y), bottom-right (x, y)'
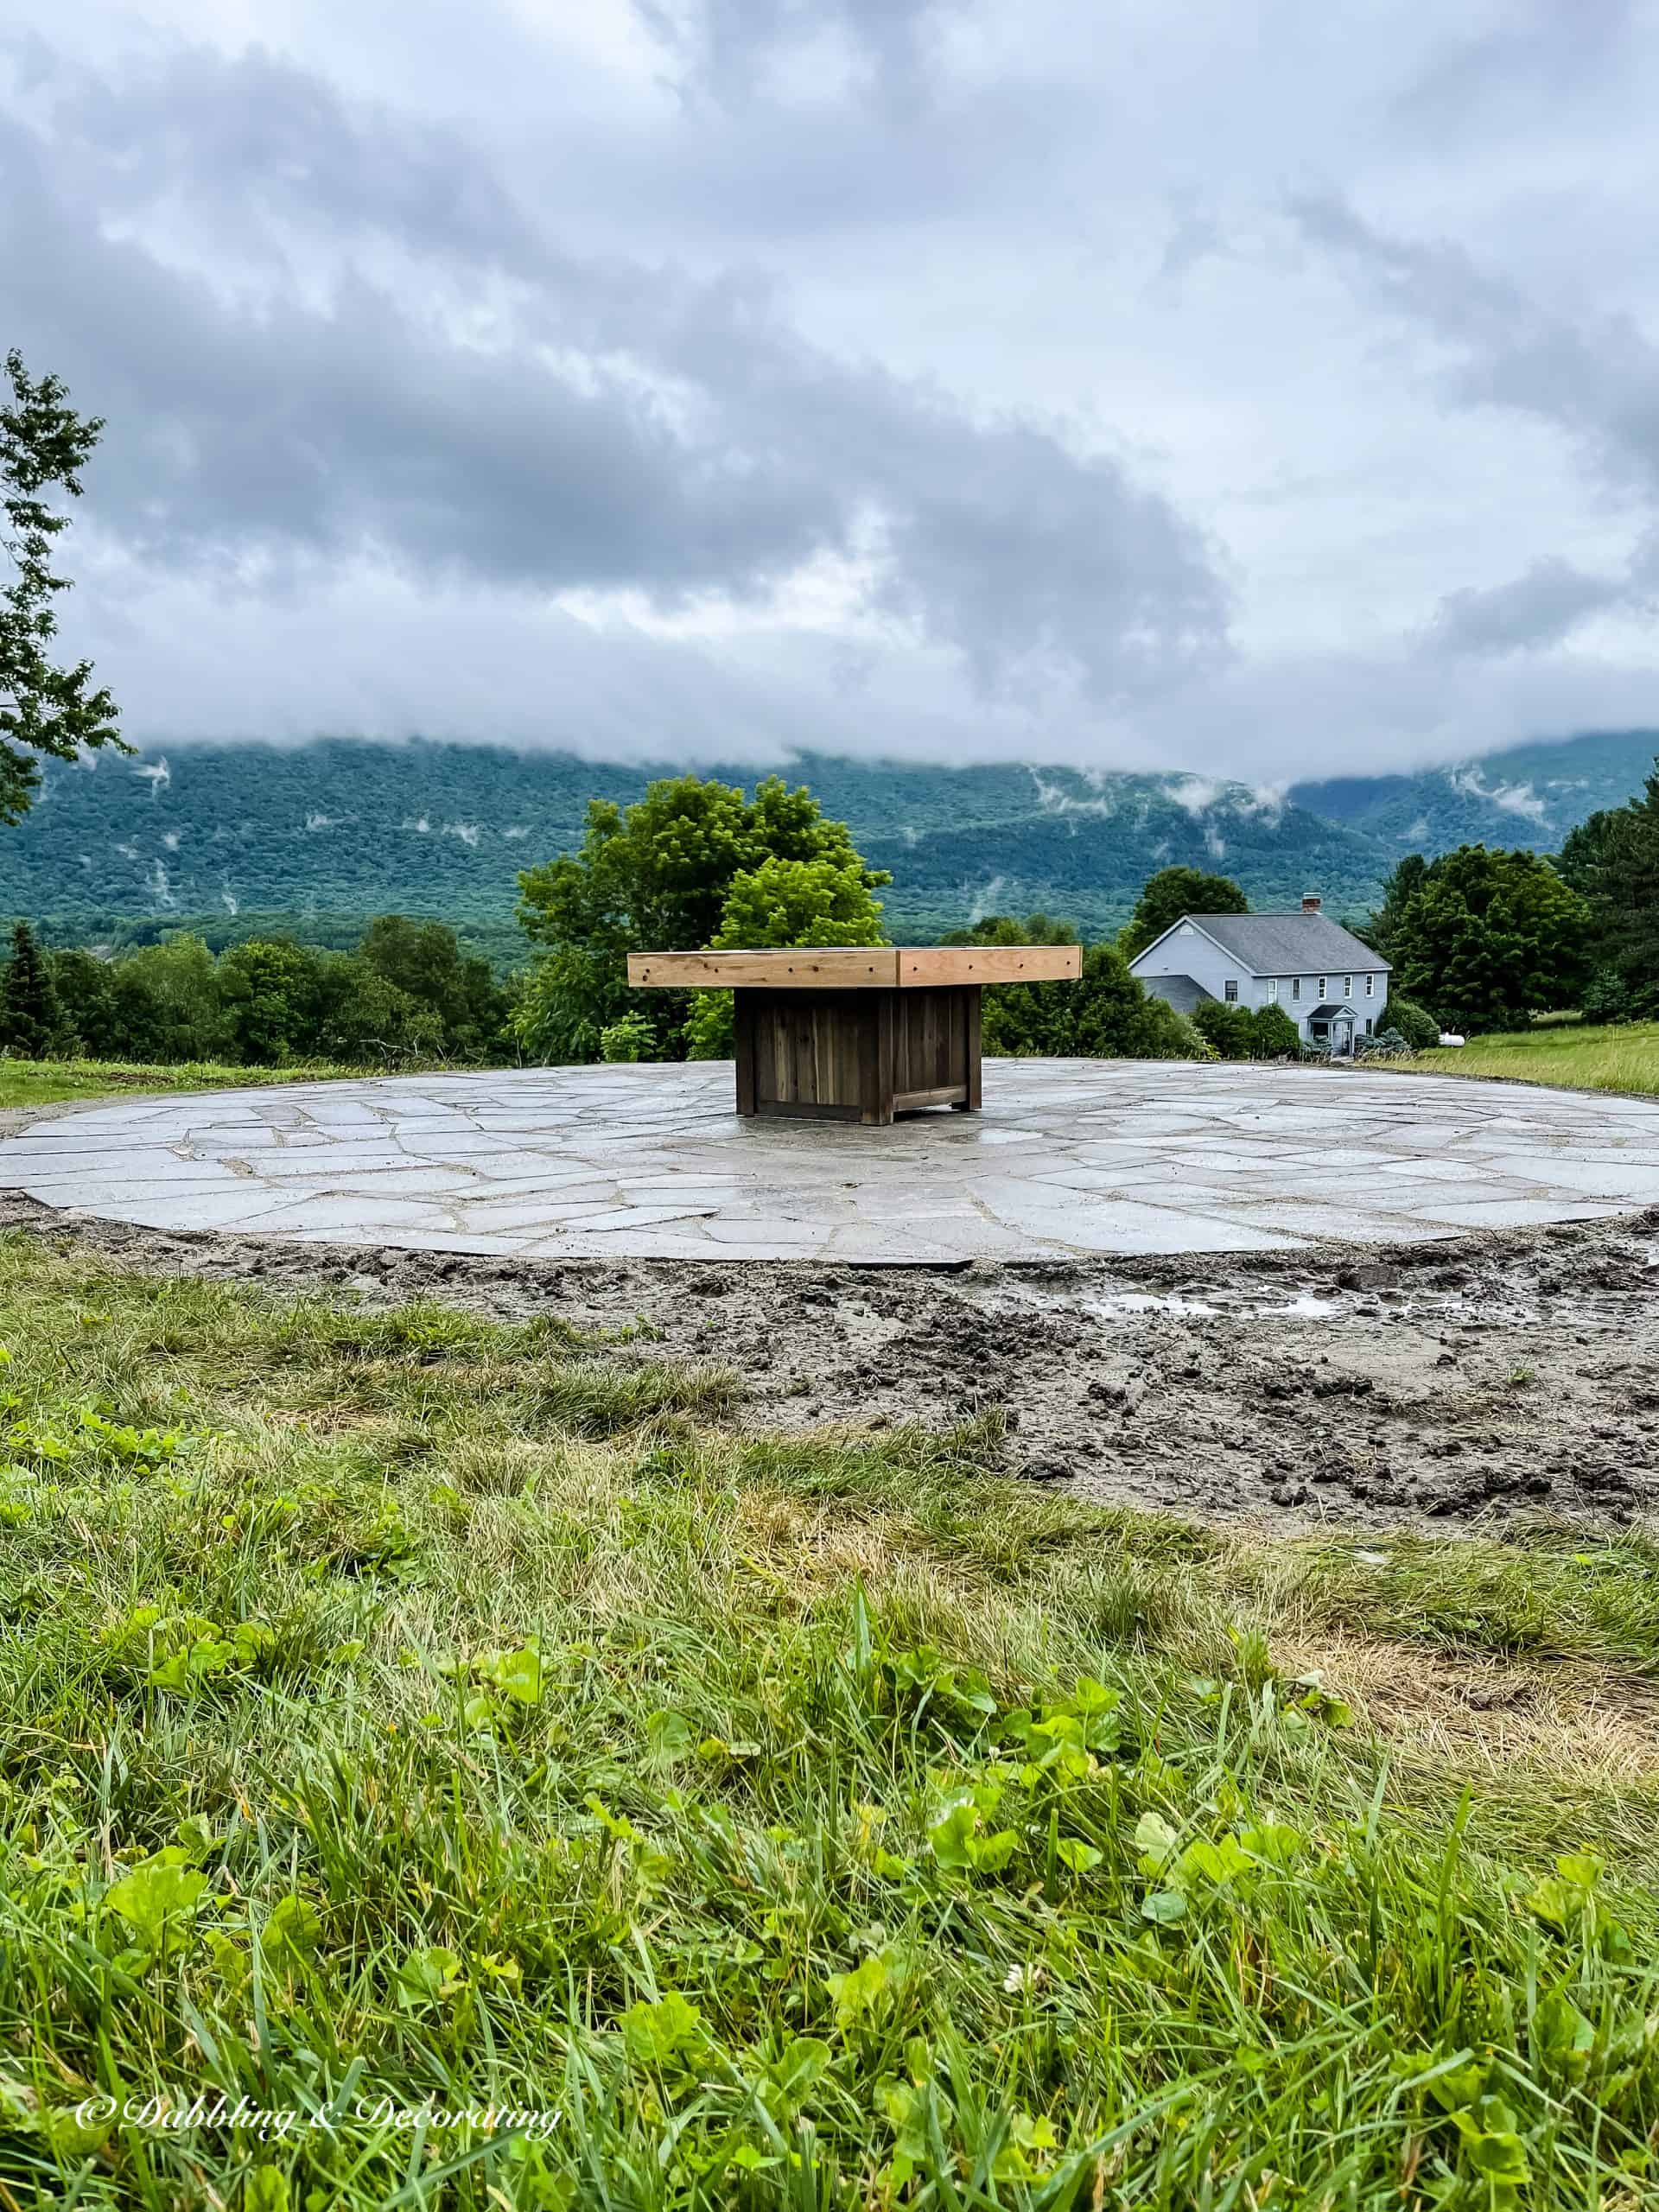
top-left (734, 984), bottom-right (982, 1124)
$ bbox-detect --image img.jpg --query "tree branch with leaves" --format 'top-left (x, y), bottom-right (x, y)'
top-left (1, 349), bottom-right (124, 823)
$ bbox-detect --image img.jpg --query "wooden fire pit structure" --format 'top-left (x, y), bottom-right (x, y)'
top-left (626, 945), bottom-right (1082, 1124)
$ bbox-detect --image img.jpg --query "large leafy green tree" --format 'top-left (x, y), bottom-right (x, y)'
top-left (1556, 762), bottom-right (1659, 1017)
top-left (683, 855), bottom-right (888, 1059)
top-left (515, 775), bottom-right (889, 1064)
top-left (1389, 845), bottom-right (1589, 1034)
top-left (106, 937), bottom-right (226, 1063)
top-left (1117, 867), bottom-right (1248, 960)
top-left (314, 956), bottom-right (442, 1065)
top-left (49, 946), bottom-right (118, 1057)
top-left (217, 940), bottom-right (326, 1065)
top-left (359, 915), bottom-right (510, 1058)
top-left (2, 352), bottom-right (122, 822)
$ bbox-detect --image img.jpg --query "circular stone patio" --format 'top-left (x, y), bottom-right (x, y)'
top-left (6, 1060), bottom-right (1659, 1263)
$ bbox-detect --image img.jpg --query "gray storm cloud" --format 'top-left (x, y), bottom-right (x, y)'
top-left (1, 0), bottom-right (1657, 778)
top-left (0, 36), bottom-right (1229, 709)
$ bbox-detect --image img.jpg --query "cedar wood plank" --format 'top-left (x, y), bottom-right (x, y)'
top-left (896, 945), bottom-right (1081, 987)
top-left (628, 946), bottom-right (1079, 990)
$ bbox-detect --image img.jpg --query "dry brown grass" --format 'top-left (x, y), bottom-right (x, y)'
top-left (1274, 1630), bottom-right (1659, 1783)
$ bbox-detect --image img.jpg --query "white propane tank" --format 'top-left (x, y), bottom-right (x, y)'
top-left (1438, 1032), bottom-right (1466, 1047)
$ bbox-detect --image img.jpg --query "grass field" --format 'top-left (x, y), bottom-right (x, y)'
top-left (1417, 1020), bottom-right (1659, 1098)
top-left (0, 1235), bottom-right (1654, 2206)
top-left (0, 1059), bottom-right (376, 1111)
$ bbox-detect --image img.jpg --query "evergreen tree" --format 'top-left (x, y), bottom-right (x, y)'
top-left (1557, 762), bottom-right (1659, 1017)
top-left (2, 353), bottom-right (122, 821)
top-left (1369, 852), bottom-right (1429, 959)
top-left (0, 920), bottom-right (66, 1056)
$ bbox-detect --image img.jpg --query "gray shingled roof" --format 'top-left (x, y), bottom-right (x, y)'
top-left (1166, 911), bottom-right (1389, 976)
top-left (1137, 973), bottom-right (1214, 1015)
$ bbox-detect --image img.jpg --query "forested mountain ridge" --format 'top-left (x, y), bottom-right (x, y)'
top-left (1289, 729), bottom-right (1659, 852)
top-left (2, 729), bottom-right (1654, 952)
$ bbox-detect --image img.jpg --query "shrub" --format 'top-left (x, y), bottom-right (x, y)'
top-left (1192, 999), bottom-right (1254, 1060)
top-left (599, 1012), bottom-right (658, 1063)
top-left (1384, 995), bottom-right (1441, 1052)
top-left (1165, 1012), bottom-right (1215, 1060)
top-left (1356, 1026), bottom-right (1412, 1059)
top-left (1580, 969), bottom-right (1637, 1026)
top-left (1247, 1004), bottom-right (1301, 1059)
top-left (683, 989), bottom-right (734, 1059)
top-left (983, 944), bottom-right (1193, 1060)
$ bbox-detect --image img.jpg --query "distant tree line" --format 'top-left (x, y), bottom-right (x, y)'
top-left (0, 917), bottom-right (512, 1068)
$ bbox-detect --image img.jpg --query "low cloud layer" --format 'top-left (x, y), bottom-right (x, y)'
top-left (3, 2), bottom-right (1658, 779)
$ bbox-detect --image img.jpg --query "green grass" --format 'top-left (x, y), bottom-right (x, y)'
top-left (1418, 1020), bottom-right (1659, 1097)
top-left (0, 1058), bottom-right (379, 1110)
top-left (0, 1237), bottom-right (1655, 2208)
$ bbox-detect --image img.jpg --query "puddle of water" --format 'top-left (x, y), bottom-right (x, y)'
top-left (1090, 1293), bottom-right (1222, 1319)
top-left (1253, 1294), bottom-right (1344, 1320)
top-left (837, 1303), bottom-right (908, 1344)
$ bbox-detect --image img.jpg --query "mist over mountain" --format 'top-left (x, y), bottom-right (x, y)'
top-left (5, 730), bottom-right (1655, 954)
top-left (1289, 730), bottom-right (1659, 853)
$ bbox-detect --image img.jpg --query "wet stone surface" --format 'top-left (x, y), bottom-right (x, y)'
top-left (6, 1059), bottom-right (1659, 1262)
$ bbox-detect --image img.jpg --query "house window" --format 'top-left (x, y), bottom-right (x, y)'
top-left (1318, 976), bottom-right (1327, 998)
top-left (1366, 973), bottom-right (1376, 996)
top-left (1291, 976), bottom-right (1301, 1001)
top-left (1224, 978), bottom-right (1238, 1002)
top-left (1365, 1017), bottom-right (1374, 1035)
top-left (1266, 978), bottom-right (1279, 1002)
top-left (1343, 974), bottom-right (1352, 999)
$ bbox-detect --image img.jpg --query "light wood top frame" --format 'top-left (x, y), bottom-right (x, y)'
top-left (626, 945), bottom-right (1081, 990)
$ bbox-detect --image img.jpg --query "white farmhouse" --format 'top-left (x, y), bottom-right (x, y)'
top-left (1126, 894), bottom-right (1390, 1056)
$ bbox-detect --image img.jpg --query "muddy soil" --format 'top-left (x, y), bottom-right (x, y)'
top-left (5, 1169), bottom-right (1657, 1535)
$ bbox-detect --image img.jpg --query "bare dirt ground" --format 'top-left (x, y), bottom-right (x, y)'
top-left (4, 1147), bottom-right (1656, 1532)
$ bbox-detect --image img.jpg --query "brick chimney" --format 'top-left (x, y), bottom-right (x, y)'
top-left (1301, 892), bottom-right (1321, 914)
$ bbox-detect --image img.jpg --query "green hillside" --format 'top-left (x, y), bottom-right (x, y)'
top-left (2, 740), bottom-right (1390, 948)
top-left (3, 730), bottom-right (1653, 957)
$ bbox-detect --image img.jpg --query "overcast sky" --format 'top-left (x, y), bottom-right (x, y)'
top-left (5, 0), bottom-right (1659, 782)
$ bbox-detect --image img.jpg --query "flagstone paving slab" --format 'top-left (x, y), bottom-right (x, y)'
top-left (6, 1060), bottom-right (1659, 1262)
